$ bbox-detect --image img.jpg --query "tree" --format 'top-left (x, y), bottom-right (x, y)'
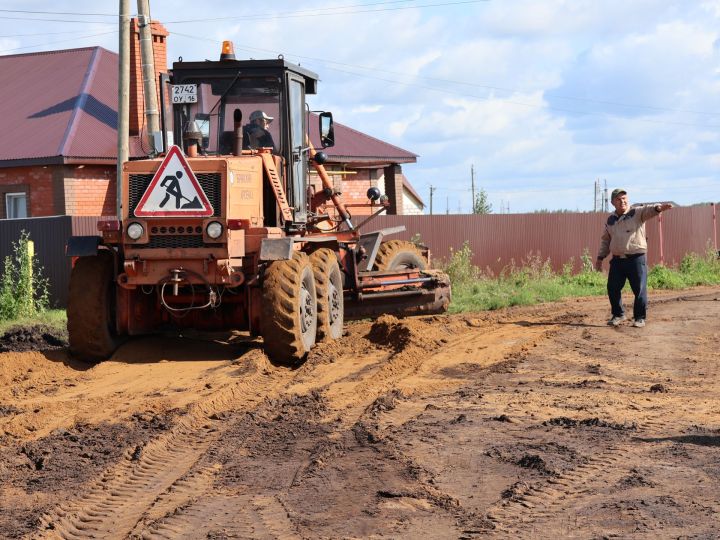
top-left (473, 188), bottom-right (493, 214)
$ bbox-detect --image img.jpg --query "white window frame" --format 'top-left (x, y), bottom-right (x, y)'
top-left (5, 192), bottom-right (27, 219)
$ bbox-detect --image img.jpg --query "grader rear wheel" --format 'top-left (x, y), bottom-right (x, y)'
top-left (67, 250), bottom-right (119, 363)
top-left (309, 248), bottom-right (344, 341)
top-left (374, 240), bottom-right (426, 271)
top-left (261, 252), bottom-right (317, 365)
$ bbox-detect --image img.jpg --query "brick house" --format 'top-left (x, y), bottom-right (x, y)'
top-left (0, 21), bottom-right (423, 219)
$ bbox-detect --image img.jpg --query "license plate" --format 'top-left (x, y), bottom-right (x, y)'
top-left (171, 84), bottom-right (198, 104)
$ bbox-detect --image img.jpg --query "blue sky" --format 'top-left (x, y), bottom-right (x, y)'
top-left (1, 0), bottom-right (718, 213)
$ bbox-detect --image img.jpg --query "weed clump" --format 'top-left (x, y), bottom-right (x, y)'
top-left (0, 231), bottom-right (50, 322)
top-left (439, 243), bottom-right (720, 313)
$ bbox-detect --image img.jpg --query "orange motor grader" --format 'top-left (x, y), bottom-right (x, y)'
top-left (66, 47), bottom-right (450, 364)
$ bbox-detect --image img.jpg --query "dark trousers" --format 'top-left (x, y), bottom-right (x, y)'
top-left (608, 253), bottom-right (647, 320)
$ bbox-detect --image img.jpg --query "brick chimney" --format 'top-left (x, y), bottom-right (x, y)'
top-left (129, 18), bottom-right (169, 136)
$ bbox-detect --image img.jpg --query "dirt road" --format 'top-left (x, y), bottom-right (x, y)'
top-left (1, 287), bottom-right (719, 539)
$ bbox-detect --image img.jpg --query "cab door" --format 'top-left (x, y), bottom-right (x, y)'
top-left (287, 75), bottom-right (307, 223)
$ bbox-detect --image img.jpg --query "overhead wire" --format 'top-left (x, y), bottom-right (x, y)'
top-left (0, 16), bottom-right (116, 24)
top-left (3, 3), bottom-right (718, 126)
top-left (165, 0), bottom-right (488, 23)
top-left (0, 31), bottom-right (117, 54)
top-left (168, 32), bottom-right (720, 126)
top-left (0, 30), bottom-right (99, 38)
top-left (0, 8), bottom-right (117, 16)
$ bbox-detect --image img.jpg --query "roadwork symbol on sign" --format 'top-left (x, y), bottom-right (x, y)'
top-left (134, 145), bottom-right (213, 217)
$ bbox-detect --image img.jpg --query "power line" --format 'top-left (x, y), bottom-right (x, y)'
top-left (0, 31), bottom-right (117, 54)
top-left (165, 0), bottom-right (488, 23)
top-left (0, 15), bottom-right (115, 24)
top-left (168, 32), bottom-right (720, 124)
top-left (0, 8), bottom-right (116, 16)
top-left (312, 64), bottom-right (720, 129)
top-left (0, 30), bottom-right (97, 38)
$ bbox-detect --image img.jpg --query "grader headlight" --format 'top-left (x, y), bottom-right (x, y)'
top-left (206, 221), bottom-right (223, 239)
top-left (126, 222), bottom-right (144, 240)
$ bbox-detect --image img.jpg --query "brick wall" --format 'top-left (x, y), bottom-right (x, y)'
top-left (0, 166), bottom-right (55, 218)
top-left (0, 165), bottom-right (116, 218)
top-left (63, 165), bottom-right (116, 216)
top-left (310, 165), bottom-right (423, 216)
top-left (339, 168), bottom-right (378, 216)
top-left (129, 18), bottom-right (168, 136)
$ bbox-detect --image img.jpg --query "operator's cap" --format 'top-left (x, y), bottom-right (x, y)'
top-left (611, 188), bottom-right (627, 201)
top-left (250, 110), bottom-right (274, 122)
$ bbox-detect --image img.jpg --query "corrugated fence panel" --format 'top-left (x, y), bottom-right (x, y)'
top-left (655, 205), bottom-right (716, 266)
top-left (371, 205), bottom-right (718, 273)
top-left (0, 216), bottom-right (73, 308)
top-left (370, 213), bottom-right (608, 273)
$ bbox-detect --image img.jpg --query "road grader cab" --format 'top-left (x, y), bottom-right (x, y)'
top-left (66, 44), bottom-right (450, 364)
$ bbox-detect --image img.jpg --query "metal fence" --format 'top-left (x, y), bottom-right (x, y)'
top-left (0, 204), bottom-right (717, 308)
top-left (370, 204), bottom-right (719, 273)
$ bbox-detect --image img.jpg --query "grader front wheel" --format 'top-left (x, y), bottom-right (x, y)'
top-left (67, 250), bottom-right (119, 362)
top-left (374, 240), bottom-right (427, 271)
top-left (261, 252), bottom-right (318, 365)
top-left (310, 248), bottom-right (344, 341)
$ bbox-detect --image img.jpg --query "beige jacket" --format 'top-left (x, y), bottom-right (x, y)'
top-left (597, 204), bottom-right (661, 260)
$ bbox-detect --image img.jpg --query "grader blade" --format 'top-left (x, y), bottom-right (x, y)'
top-left (344, 269), bottom-right (451, 321)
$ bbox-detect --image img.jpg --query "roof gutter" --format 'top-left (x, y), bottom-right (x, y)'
top-left (0, 156), bottom-right (117, 169)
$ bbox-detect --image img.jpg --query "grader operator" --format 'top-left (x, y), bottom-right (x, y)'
top-left (66, 43), bottom-right (450, 364)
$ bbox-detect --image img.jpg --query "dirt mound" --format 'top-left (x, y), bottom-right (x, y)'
top-left (0, 325), bottom-right (67, 353)
top-left (366, 314), bottom-right (447, 354)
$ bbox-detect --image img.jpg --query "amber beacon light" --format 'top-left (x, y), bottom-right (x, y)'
top-left (220, 41), bottom-right (236, 61)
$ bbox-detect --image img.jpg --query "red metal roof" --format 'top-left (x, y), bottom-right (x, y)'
top-left (0, 47), bottom-right (126, 164)
top-left (0, 47), bottom-right (417, 168)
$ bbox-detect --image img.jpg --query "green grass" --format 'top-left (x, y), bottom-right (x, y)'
top-left (441, 242), bottom-right (720, 314)
top-left (0, 308), bottom-right (67, 335)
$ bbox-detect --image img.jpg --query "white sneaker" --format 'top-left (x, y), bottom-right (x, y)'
top-left (633, 319), bottom-right (646, 328)
top-left (607, 315), bottom-right (626, 326)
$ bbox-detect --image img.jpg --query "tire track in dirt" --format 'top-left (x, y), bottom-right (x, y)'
top-left (135, 492), bottom-right (297, 540)
top-left (478, 292), bottom-right (720, 538)
top-left (111, 311), bottom-right (569, 538)
top-left (32, 351), bottom-right (293, 539)
top-left (291, 311), bottom-right (574, 430)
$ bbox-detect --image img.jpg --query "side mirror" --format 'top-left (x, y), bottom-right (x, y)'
top-left (319, 112), bottom-right (335, 148)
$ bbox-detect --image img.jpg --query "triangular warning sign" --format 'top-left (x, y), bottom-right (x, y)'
top-left (135, 145), bottom-right (213, 217)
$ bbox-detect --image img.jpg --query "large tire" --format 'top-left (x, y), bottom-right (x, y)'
top-left (261, 252), bottom-right (317, 364)
top-left (374, 240), bottom-right (427, 271)
top-left (67, 250), bottom-right (119, 362)
top-left (309, 248), bottom-right (344, 341)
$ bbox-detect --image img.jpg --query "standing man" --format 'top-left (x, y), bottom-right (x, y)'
top-left (595, 188), bottom-right (673, 328)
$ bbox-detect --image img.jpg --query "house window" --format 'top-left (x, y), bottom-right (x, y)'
top-left (5, 192), bottom-right (27, 219)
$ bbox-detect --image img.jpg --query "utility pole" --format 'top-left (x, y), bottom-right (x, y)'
top-left (136, 0), bottom-right (160, 153)
top-left (470, 164), bottom-right (475, 214)
top-left (593, 178), bottom-right (600, 212)
top-left (603, 179), bottom-right (608, 212)
top-left (429, 185), bottom-right (435, 215)
top-left (446, 196), bottom-right (449, 215)
top-left (117, 0), bottom-right (130, 218)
